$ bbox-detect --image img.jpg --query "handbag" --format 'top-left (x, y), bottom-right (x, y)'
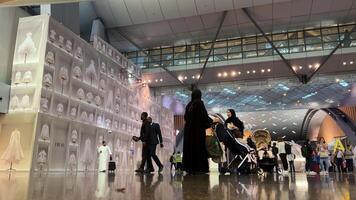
top-left (205, 127), bottom-right (223, 163)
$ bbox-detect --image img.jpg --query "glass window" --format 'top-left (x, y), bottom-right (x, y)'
top-left (228, 52), bottom-right (242, 60)
top-left (288, 31), bottom-right (303, 39)
top-left (339, 25), bottom-right (354, 33)
top-left (324, 42), bottom-right (338, 49)
top-left (174, 52), bottom-right (186, 59)
top-left (243, 44), bottom-right (256, 51)
top-left (138, 63), bottom-right (148, 69)
top-left (273, 33), bottom-right (287, 41)
top-left (290, 45), bottom-right (305, 53)
top-left (228, 39), bottom-right (241, 46)
top-left (129, 57), bottom-right (137, 63)
top-left (199, 57), bottom-right (213, 63)
top-left (127, 51), bottom-right (137, 58)
top-left (200, 43), bottom-right (212, 50)
top-left (214, 48), bottom-right (227, 55)
top-left (258, 49), bottom-right (272, 56)
top-left (322, 34), bottom-right (339, 42)
top-left (149, 62), bottom-right (160, 68)
top-left (243, 37), bottom-right (256, 45)
top-left (174, 59), bottom-right (186, 65)
top-left (149, 55), bottom-right (161, 62)
top-left (289, 39), bottom-right (304, 46)
top-left (162, 54), bottom-right (173, 60)
top-left (243, 51), bottom-right (257, 58)
top-left (214, 40), bottom-right (227, 48)
top-left (276, 48), bottom-right (289, 54)
top-left (273, 41), bottom-right (288, 48)
top-left (187, 58), bottom-right (199, 64)
top-left (257, 36), bottom-right (267, 43)
top-left (305, 37), bottom-right (322, 44)
top-left (228, 45), bottom-right (241, 53)
top-left (200, 50), bottom-right (210, 57)
top-left (187, 51), bottom-right (199, 58)
top-left (149, 49), bottom-right (161, 55)
top-left (162, 47), bottom-right (173, 54)
top-left (174, 46), bottom-right (186, 53)
top-left (258, 43), bottom-right (272, 50)
top-left (214, 55), bottom-right (227, 61)
top-left (161, 60), bottom-right (173, 66)
top-left (305, 29), bottom-right (321, 37)
top-left (138, 51), bottom-right (148, 57)
top-left (322, 27), bottom-right (338, 35)
top-left (137, 56), bottom-right (148, 64)
top-left (306, 43), bottom-right (322, 51)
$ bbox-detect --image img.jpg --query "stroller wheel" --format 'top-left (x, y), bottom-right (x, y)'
top-left (277, 168), bottom-right (283, 175)
top-left (257, 168), bottom-right (264, 176)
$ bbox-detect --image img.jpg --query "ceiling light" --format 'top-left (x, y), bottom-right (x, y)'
top-left (283, 93), bottom-right (287, 96)
top-left (343, 62), bottom-right (347, 65)
top-left (267, 69), bottom-right (271, 72)
top-left (192, 76), bottom-right (195, 79)
top-left (299, 66), bottom-right (303, 69)
top-left (178, 75), bottom-right (183, 81)
top-left (223, 72), bottom-right (228, 77)
top-left (148, 80), bottom-right (151, 83)
top-left (308, 64), bottom-right (313, 69)
top-left (218, 73), bottom-right (222, 77)
top-left (336, 78), bottom-right (340, 82)
top-left (196, 75), bottom-right (200, 79)
top-left (348, 89), bottom-right (352, 92)
top-left (252, 70), bottom-right (256, 73)
top-left (231, 71), bottom-right (236, 76)
top-left (238, 71), bottom-right (241, 75)
top-left (184, 76), bottom-right (187, 80)
top-left (261, 69), bottom-right (265, 73)
top-left (247, 71), bottom-right (250, 74)
top-left (292, 66), bottom-right (297, 71)
top-left (350, 61), bottom-right (354, 65)
top-left (143, 80), bottom-right (146, 84)
top-left (160, 78), bottom-right (163, 82)
top-left (155, 79), bottom-right (158, 82)
top-left (315, 63), bottom-right (320, 68)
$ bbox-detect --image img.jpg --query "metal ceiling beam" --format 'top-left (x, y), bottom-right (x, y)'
top-left (114, 29), bottom-right (187, 88)
top-left (242, 8), bottom-right (304, 83)
top-left (196, 10), bottom-right (228, 86)
top-left (307, 25), bottom-right (356, 83)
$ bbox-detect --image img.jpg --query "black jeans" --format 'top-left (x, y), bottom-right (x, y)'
top-left (289, 161), bottom-right (295, 172)
top-left (139, 143), bottom-right (153, 170)
top-left (337, 158), bottom-right (344, 173)
top-left (148, 144), bottom-right (163, 168)
top-left (279, 153), bottom-right (288, 171)
top-left (346, 159), bottom-right (354, 172)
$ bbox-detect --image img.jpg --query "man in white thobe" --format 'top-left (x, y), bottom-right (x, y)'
top-left (97, 141), bottom-right (112, 172)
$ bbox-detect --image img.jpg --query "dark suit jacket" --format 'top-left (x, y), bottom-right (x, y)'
top-left (139, 119), bottom-right (151, 142)
top-left (148, 123), bottom-right (163, 145)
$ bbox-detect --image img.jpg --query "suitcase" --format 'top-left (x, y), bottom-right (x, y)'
top-left (108, 161), bottom-right (116, 172)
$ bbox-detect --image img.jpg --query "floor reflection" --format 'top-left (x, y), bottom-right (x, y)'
top-left (1, 171), bottom-right (356, 200)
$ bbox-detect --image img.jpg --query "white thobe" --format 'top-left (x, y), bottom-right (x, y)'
top-left (97, 145), bottom-right (112, 172)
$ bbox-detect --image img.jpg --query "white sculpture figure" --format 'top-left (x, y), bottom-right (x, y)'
top-left (101, 44), bottom-right (106, 54)
top-left (10, 95), bottom-right (19, 110)
top-left (56, 103), bottom-right (64, 115)
top-left (96, 41), bottom-right (102, 50)
top-left (88, 113), bottom-right (94, 122)
top-left (113, 121), bottom-right (118, 129)
top-left (68, 154), bottom-right (76, 170)
top-left (59, 67), bottom-right (69, 85)
top-left (82, 138), bottom-right (92, 170)
top-left (86, 92), bottom-right (93, 104)
top-left (99, 79), bottom-right (105, 90)
top-left (108, 49), bottom-right (113, 57)
top-left (73, 66), bottom-right (81, 78)
top-left (20, 95), bottom-right (30, 109)
top-left (22, 71), bottom-right (32, 84)
top-left (105, 119), bottom-right (111, 128)
top-left (45, 51), bottom-right (55, 64)
top-left (49, 29), bottom-right (56, 43)
top-left (97, 141), bottom-right (112, 172)
top-left (94, 96), bottom-right (101, 106)
top-left (100, 62), bottom-right (106, 72)
top-left (122, 123), bottom-right (126, 131)
top-left (71, 129), bottom-right (78, 143)
top-left (58, 35), bottom-right (64, 48)
top-left (17, 32), bottom-right (37, 63)
top-left (65, 40), bottom-right (72, 53)
top-left (106, 90), bottom-right (113, 109)
top-left (110, 68), bottom-right (114, 77)
top-left (40, 124), bottom-right (50, 141)
top-left (97, 115), bottom-right (102, 124)
top-left (115, 87), bottom-right (121, 97)
top-left (37, 150), bottom-right (47, 165)
top-left (77, 88), bottom-right (85, 100)
top-left (114, 103), bottom-right (120, 113)
top-left (80, 111), bottom-right (88, 121)
top-left (75, 47), bottom-right (82, 59)
top-left (86, 60), bottom-right (97, 84)
top-left (40, 98), bottom-right (49, 112)
top-left (14, 71), bottom-right (22, 85)
top-left (43, 73), bottom-right (53, 88)
top-left (0, 129), bottom-right (25, 168)
top-left (115, 55), bottom-right (120, 63)
top-left (70, 107), bottom-right (77, 119)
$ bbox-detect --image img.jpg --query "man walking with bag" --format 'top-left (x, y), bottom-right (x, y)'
top-left (147, 117), bottom-right (164, 173)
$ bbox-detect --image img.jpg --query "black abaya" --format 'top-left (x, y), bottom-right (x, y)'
top-left (183, 100), bottom-right (212, 174)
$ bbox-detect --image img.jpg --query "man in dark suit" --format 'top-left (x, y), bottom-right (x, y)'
top-left (134, 112), bottom-right (154, 173)
top-left (147, 117), bottom-right (164, 173)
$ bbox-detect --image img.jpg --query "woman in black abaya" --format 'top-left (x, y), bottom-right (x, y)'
top-left (183, 89), bottom-right (212, 174)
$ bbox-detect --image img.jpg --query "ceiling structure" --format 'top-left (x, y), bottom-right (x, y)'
top-left (91, 0), bottom-right (356, 52)
top-left (0, 0), bottom-right (88, 6)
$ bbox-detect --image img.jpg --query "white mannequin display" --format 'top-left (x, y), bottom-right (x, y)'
top-left (97, 141), bottom-right (112, 172)
top-left (17, 32), bottom-right (37, 63)
top-left (73, 66), bottom-right (81, 78)
top-left (94, 96), bottom-right (101, 106)
top-left (0, 129), bottom-right (25, 165)
top-left (65, 40), bottom-right (72, 52)
top-left (77, 88), bottom-right (85, 100)
top-left (37, 150), bottom-right (47, 164)
top-left (75, 47), bottom-right (82, 59)
top-left (70, 107), bottom-right (77, 119)
top-left (86, 60), bottom-right (97, 83)
top-left (14, 72), bottom-right (22, 85)
top-left (40, 98), bottom-right (49, 111)
top-left (40, 124), bottom-right (50, 141)
top-left (88, 113), bottom-right (94, 122)
top-left (10, 95), bottom-right (19, 110)
top-left (86, 92), bottom-right (93, 103)
top-left (20, 95), bottom-right (30, 109)
top-left (82, 138), bottom-right (92, 169)
top-left (71, 129), bottom-right (78, 143)
top-left (49, 29), bottom-right (56, 42)
top-left (106, 90), bottom-right (113, 109)
top-left (43, 73), bottom-right (53, 87)
top-left (46, 51), bottom-right (55, 64)
top-left (22, 71), bottom-right (32, 84)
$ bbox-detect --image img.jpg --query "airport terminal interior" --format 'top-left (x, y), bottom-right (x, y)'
top-left (1, 0), bottom-right (356, 199)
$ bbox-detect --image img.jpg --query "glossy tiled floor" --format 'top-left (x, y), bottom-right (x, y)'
top-left (0, 171), bottom-right (355, 200)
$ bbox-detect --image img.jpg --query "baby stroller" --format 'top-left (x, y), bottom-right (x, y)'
top-left (211, 114), bottom-right (258, 174)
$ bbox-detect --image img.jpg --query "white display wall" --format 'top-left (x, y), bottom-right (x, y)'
top-left (0, 15), bottom-right (174, 172)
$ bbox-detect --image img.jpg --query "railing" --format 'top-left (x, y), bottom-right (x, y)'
top-left (125, 24), bottom-right (356, 69)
